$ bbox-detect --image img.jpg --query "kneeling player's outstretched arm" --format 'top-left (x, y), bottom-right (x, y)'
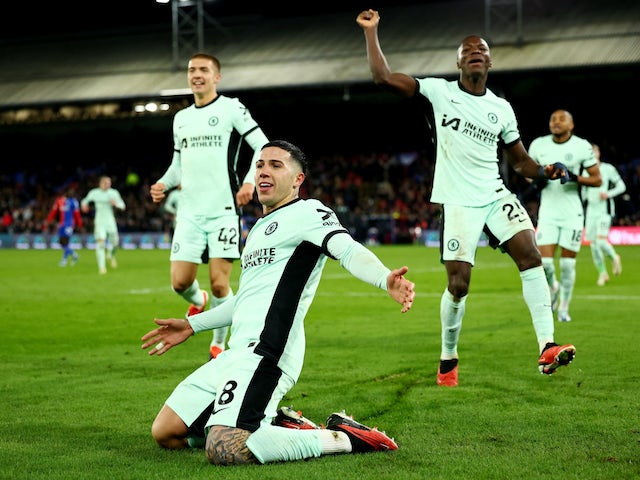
top-left (329, 233), bottom-right (415, 313)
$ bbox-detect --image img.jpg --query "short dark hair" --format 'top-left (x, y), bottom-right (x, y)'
top-left (190, 53), bottom-right (221, 71)
top-left (262, 140), bottom-right (308, 175)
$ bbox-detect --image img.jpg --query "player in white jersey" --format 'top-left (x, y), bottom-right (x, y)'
top-left (583, 143), bottom-right (626, 286)
top-left (141, 140), bottom-right (415, 465)
top-left (150, 53), bottom-right (269, 359)
top-left (80, 175), bottom-right (125, 274)
top-left (529, 110), bottom-right (601, 322)
top-left (357, 9), bottom-right (576, 386)
top-left (162, 185), bottom-right (181, 235)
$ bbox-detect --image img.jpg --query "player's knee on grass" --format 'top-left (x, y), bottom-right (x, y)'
top-left (151, 422), bottom-right (186, 450)
top-left (205, 425), bottom-right (258, 466)
top-left (151, 407), bottom-right (190, 450)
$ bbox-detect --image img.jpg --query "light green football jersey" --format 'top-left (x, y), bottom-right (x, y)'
top-left (417, 77), bottom-right (521, 207)
top-left (232, 198), bottom-right (348, 381)
top-left (80, 187), bottom-right (125, 231)
top-left (584, 161), bottom-right (626, 217)
top-left (529, 133), bottom-right (597, 222)
top-left (158, 95), bottom-right (268, 219)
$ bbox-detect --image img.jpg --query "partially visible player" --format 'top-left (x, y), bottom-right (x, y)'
top-left (81, 175), bottom-right (126, 275)
top-left (583, 143), bottom-right (626, 286)
top-left (150, 52), bottom-right (269, 359)
top-left (529, 110), bottom-right (601, 322)
top-left (162, 185), bottom-right (181, 235)
top-left (44, 187), bottom-right (83, 267)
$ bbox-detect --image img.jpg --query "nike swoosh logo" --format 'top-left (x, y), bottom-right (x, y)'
top-left (211, 406), bottom-right (230, 416)
top-left (450, 99), bottom-right (461, 104)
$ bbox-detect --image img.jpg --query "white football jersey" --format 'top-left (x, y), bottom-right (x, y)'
top-left (416, 77), bottom-right (521, 206)
top-left (158, 95), bottom-right (267, 219)
top-left (583, 161), bottom-right (625, 218)
top-left (230, 198), bottom-right (348, 381)
top-left (529, 134), bottom-right (597, 222)
top-left (80, 187), bottom-right (125, 231)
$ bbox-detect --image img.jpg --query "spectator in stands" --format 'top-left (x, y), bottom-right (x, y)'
top-left (1, 209), bottom-right (13, 232)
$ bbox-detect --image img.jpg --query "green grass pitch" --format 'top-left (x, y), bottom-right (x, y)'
top-left (1, 245), bottom-right (639, 479)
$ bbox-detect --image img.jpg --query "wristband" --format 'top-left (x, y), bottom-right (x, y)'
top-left (538, 165), bottom-right (545, 179)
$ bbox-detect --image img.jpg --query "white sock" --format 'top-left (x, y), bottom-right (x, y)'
top-left (95, 242), bottom-right (106, 270)
top-left (590, 241), bottom-right (606, 274)
top-left (541, 257), bottom-right (556, 289)
top-left (600, 240), bottom-right (617, 261)
top-left (440, 288), bottom-right (465, 358)
top-left (245, 424), bottom-right (325, 464)
top-left (211, 288), bottom-right (233, 308)
top-left (177, 281), bottom-right (203, 305)
top-left (520, 266), bottom-right (555, 351)
top-left (211, 289), bottom-right (233, 346)
top-left (558, 257), bottom-right (576, 312)
top-left (319, 429), bottom-right (352, 454)
top-left (212, 326), bottom-right (229, 347)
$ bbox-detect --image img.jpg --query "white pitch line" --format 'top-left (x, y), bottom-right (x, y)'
top-left (314, 290), bottom-right (640, 301)
top-left (129, 287), bottom-right (173, 295)
top-left (129, 286), bottom-right (639, 302)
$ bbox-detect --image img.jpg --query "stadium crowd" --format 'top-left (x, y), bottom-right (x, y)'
top-left (2, 143), bottom-right (639, 244)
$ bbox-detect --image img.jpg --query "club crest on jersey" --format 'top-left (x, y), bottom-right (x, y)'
top-left (208, 116), bottom-right (219, 126)
top-left (265, 222), bottom-right (278, 235)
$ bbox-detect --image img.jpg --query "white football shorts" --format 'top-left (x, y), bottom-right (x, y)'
top-left (441, 193), bottom-right (534, 265)
top-left (170, 214), bottom-right (242, 263)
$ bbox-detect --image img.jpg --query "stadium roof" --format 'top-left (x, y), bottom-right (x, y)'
top-left (0, 0), bottom-right (638, 109)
